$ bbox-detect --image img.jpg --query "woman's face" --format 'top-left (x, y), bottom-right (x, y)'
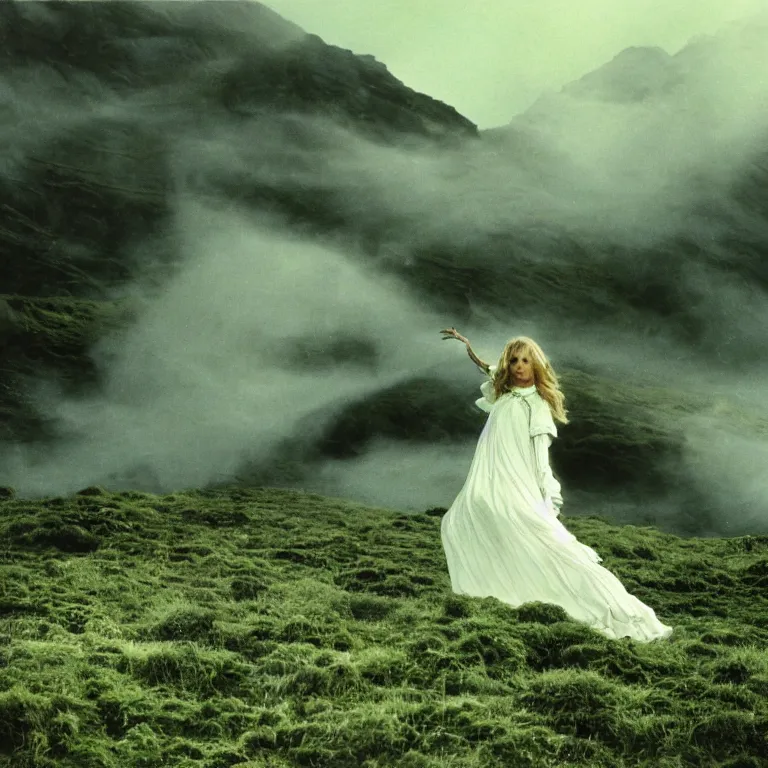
top-left (510, 348), bottom-right (535, 387)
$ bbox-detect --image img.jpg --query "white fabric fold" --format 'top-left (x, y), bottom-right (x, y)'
top-left (533, 433), bottom-right (562, 514)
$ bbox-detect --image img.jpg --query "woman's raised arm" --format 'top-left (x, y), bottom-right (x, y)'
top-left (440, 327), bottom-right (491, 374)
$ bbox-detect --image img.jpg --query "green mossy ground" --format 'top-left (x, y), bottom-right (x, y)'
top-left (1, 485), bottom-right (768, 767)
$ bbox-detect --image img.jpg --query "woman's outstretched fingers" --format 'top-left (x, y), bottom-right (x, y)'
top-left (440, 327), bottom-right (464, 341)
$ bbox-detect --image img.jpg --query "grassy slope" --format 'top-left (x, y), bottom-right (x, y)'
top-left (1, 485), bottom-right (768, 768)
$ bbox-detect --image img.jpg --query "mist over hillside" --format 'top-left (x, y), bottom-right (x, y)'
top-left (0, 1), bottom-right (766, 538)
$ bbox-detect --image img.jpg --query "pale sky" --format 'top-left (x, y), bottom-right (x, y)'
top-left (263, 0), bottom-right (768, 128)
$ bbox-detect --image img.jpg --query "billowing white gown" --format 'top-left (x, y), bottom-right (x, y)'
top-left (441, 366), bottom-right (674, 643)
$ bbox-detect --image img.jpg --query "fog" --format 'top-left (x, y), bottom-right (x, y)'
top-left (3, 201), bottom-right (448, 496)
top-left (1, 2), bottom-right (767, 536)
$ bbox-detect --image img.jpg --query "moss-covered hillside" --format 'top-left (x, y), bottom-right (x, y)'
top-left (2, 485), bottom-right (768, 767)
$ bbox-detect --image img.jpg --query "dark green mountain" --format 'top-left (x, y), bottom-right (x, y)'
top-left (0, 2), bottom-right (766, 541)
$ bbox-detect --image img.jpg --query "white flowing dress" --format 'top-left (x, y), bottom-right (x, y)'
top-left (441, 365), bottom-right (674, 643)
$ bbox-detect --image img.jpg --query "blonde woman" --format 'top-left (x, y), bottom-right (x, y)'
top-left (439, 327), bottom-right (673, 643)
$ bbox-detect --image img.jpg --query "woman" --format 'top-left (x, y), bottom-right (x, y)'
top-left (439, 327), bottom-right (673, 643)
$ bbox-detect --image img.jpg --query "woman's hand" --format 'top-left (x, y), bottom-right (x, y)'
top-left (440, 327), bottom-right (468, 345)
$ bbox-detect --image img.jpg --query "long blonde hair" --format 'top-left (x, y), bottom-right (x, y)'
top-left (492, 336), bottom-right (569, 424)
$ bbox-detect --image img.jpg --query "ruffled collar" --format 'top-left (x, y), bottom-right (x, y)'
top-left (508, 384), bottom-right (537, 397)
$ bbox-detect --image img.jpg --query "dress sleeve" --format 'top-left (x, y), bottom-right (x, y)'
top-left (529, 394), bottom-right (557, 439)
top-left (474, 364), bottom-right (498, 413)
top-left (532, 433), bottom-right (563, 513)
